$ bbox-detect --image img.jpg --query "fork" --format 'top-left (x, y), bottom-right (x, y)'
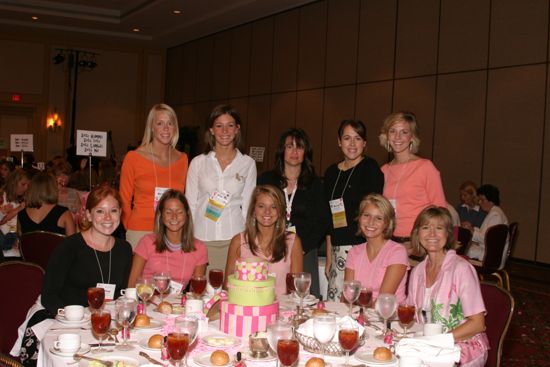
top-left (72, 354), bottom-right (113, 367)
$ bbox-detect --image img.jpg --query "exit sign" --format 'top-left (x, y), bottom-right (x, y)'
top-left (11, 94), bottom-right (21, 102)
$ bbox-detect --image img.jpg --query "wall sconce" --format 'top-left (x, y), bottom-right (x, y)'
top-left (46, 110), bottom-right (62, 132)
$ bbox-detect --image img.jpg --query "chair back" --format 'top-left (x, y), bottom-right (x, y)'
top-left (0, 352), bottom-right (24, 367)
top-left (19, 231), bottom-right (66, 270)
top-left (480, 224), bottom-right (508, 273)
top-left (480, 282), bottom-right (514, 367)
top-left (0, 261), bottom-right (44, 354)
top-left (456, 226), bottom-right (473, 255)
top-left (506, 222), bottom-right (519, 259)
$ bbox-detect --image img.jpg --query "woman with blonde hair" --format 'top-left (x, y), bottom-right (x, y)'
top-left (224, 185), bottom-right (303, 296)
top-left (120, 103), bottom-right (188, 248)
top-left (379, 111), bottom-right (446, 256)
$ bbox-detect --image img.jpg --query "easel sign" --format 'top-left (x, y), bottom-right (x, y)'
top-left (10, 134), bottom-right (34, 167)
top-left (76, 130), bottom-right (107, 191)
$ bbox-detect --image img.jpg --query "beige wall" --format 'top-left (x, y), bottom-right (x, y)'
top-left (0, 36), bottom-right (164, 163)
top-left (165, 0), bottom-right (550, 264)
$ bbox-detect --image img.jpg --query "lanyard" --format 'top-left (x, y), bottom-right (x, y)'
top-left (283, 185), bottom-right (297, 222)
top-left (330, 164), bottom-right (357, 200)
top-left (149, 145), bottom-right (172, 189)
top-left (93, 247), bottom-right (112, 284)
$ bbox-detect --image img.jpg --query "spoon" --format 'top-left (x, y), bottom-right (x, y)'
top-left (73, 354), bottom-right (113, 367)
top-left (109, 328), bottom-right (120, 343)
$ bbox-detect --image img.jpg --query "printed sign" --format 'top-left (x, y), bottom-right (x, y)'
top-left (249, 146), bottom-right (265, 162)
top-left (10, 134), bottom-right (33, 152)
top-left (76, 130), bottom-right (107, 157)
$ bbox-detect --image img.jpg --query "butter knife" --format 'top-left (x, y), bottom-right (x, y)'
top-left (139, 351), bottom-right (163, 365)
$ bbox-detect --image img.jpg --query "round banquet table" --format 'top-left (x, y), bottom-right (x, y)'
top-left (38, 295), bottom-right (455, 367)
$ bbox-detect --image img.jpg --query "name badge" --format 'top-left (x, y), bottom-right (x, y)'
top-left (329, 198), bottom-right (348, 229)
top-left (205, 190), bottom-right (231, 222)
top-left (96, 283), bottom-right (116, 301)
top-left (286, 224), bottom-right (297, 233)
top-left (170, 280), bottom-right (184, 295)
top-left (154, 187), bottom-right (170, 210)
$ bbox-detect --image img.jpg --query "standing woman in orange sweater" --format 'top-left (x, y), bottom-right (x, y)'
top-left (120, 104), bottom-right (188, 248)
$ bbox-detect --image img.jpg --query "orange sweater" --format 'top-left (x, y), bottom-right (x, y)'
top-left (120, 150), bottom-right (188, 231)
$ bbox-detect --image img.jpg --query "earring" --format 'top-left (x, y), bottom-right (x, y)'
top-left (409, 142), bottom-right (413, 152)
top-left (252, 217), bottom-right (256, 226)
top-left (387, 141), bottom-right (392, 152)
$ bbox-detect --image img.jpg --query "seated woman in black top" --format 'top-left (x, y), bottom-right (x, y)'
top-left (258, 128), bottom-right (329, 297)
top-left (18, 172), bottom-right (75, 236)
top-left (13, 186), bottom-right (132, 367)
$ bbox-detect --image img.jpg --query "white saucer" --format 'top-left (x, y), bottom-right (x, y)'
top-left (78, 355), bottom-right (138, 367)
top-left (193, 352), bottom-right (232, 367)
top-left (201, 334), bottom-right (240, 348)
top-left (355, 351), bottom-right (397, 365)
top-left (49, 343), bottom-right (91, 357)
top-left (133, 319), bottom-right (163, 330)
top-left (55, 314), bottom-right (91, 325)
top-left (137, 337), bottom-right (162, 352)
top-left (240, 348), bottom-right (277, 362)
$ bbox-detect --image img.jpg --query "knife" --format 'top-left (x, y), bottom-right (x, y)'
top-left (88, 343), bottom-right (116, 347)
top-left (139, 351), bottom-right (163, 365)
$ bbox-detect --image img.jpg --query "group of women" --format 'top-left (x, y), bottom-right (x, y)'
top-left (12, 103), bottom-right (491, 367)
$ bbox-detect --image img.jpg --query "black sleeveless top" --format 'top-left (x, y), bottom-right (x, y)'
top-left (18, 205), bottom-right (68, 235)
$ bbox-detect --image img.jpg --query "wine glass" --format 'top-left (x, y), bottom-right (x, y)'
top-left (190, 275), bottom-right (207, 297)
top-left (175, 316), bottom-right (198, 345)
top-left (267, 320), bottom-right (294, 355)
top-left (313, 314), bottom-right (336, 366)
top-left (115, 298), bottom-right (137, 351)
top-left (358, 287), bottom-right (373, 313)
top-left (208, 269), bottom-right (224, 293)
top-left (397, 303), bottom-right (416, 338)
top-left (375, 293), bottom-right (397, 338)
top-left (136, 277), bottom-right (154, 315)
top-left (87, 287), bottom-right (105, 311)
top-left (91, 310), bottom-right (111, 353)
top-left (277, 338), bottom-right (300, 367)
top-left (342, 280), bottom-right (361, 317)
top-left (293, 272), bottom-right (311, 317)
top-left (167, 332), bottom-right (190, 367)
top-left (338, 324), bottom-right (359, 367)
top-left (153, 271), bottom-right (171, 302)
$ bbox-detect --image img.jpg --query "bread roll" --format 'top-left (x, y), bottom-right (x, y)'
top-left (311, 309), bottom-right (329, 316)
top-left (157, 301), bottom-right (173, 314)
top-left (305, 357), bottom-right (326, 367)
top-left (210, 350), bottom-right (229, 366)
top-left (373, 346), bottom-right (393, 361)
top-left (147, 334), bottom-right (164, 349)
top-left (134, 314), bottom-right (151, 327)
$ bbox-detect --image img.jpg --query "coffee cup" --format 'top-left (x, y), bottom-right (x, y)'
top-left (54, 333), bottom-right (81, 353)
top-left (423, 323), bottom-right (444, 336)
top-left (185, 298), bottom-right (204, 315)
top-left (121, 287), bottom-right (137, 300)
top-left (399, 356), bottom-right (423, 367)
top-left (57, 305), bottom-right (84, 321)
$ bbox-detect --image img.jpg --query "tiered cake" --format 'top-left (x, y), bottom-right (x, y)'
top-left (219, 257), bottom-right (279, 337)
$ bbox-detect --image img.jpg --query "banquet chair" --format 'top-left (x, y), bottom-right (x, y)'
top-left (0, 352), bottom-right (23, 367)
top-left (0, 261), bottom-right (44, 355)
top-left (456, 226), bottom-right (473, 255)
top-left (19, 231), bottom-right (66, 271)
top-left (490, 222), bottom-right (518, 291)
top-left (480, 282), bottom-right (514, 367)
top-left (472, 224), bottom-right (508, 288)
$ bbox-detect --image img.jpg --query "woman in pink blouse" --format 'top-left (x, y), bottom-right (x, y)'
top-left (344, 194), bottom-right (409, 303)
top-left (408, 206), bottom-right (489, 367)
top-left (378, 112), bottom-right (446, 256)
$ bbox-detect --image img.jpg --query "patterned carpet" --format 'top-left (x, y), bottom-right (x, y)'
top-left (501, 284), bottom-right (550, 366)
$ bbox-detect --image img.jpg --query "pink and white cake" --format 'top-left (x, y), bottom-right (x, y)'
top-left (219, 257), bottom-right (279, 337)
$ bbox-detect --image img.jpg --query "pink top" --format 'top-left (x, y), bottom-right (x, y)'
top-left (239, 232), bottom-right (295, 297)
top-left (381, 158), bottom-right (446, 237)
top-left (345, 240), bottom-right (409, 303)
top-left (135, 233), bottom-right (208, 287)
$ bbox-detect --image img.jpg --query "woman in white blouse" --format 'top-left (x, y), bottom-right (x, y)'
top-left (185, 104), bottom-right (257, 271)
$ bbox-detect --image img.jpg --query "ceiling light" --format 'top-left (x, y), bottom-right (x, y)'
top-left (31, 16), bottom-right (38, 20)
top-left (132, 28), bottom-right (140, 32)
top-left (173, 10), bottom-right (181, 14)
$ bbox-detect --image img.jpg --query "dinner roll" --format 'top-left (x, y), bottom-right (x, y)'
top-left (305, 357), bottom-right (326, 367)
top-left (373, 346), bottom-right (393, 361)
top-left (210, 350), bottom-right (230, 366)
top-left (134, 314), bottom-right (151, 327)
top-left (311, 309), bottom-right (329, 316)
top-left (157, 301), bottom-right (173, 314)
top-left (147, 334), bottom-right (164, 349)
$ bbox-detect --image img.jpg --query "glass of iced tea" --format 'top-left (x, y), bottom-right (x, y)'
top-left (167, 332), bottom-right (190, 367)
top-left (276, 338), bottom-right (300, 367)
top-left (190, 275), bottom-right (207, 297)
top-left (358, 287), bottom-right (372, 310)
top-left (285, 273), bottom-right (296, 295)
top-left (208, 269), bottom-right (224, 293)
top-left (397, 303), bottom-right (416, 337)
top-left (91, 310), bottom-right (111, 353)
top-left (87, 287), bottom-right (105, 311)
top-left (338, 325), bottom-right (359, 367)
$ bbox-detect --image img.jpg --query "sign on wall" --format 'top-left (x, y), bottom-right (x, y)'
top-left (249, 146), bottom-right (265, 163)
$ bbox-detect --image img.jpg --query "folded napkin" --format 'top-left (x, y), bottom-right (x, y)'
top-left (10, 296), bottom-right (54, 356)
top-left (297, 315), bottom-right (365, 342)
top-left (395, 333), bottom-right (460, 364)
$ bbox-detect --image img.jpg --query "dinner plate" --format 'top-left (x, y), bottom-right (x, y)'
top-left (291, 294), bottom-right (318, 306)
top-left (201, 334), bottom-right (240, 348)
top-left (133, 320), bottom-right (163, 330)
top-left (137, 337), bottom-right (162, 352)
top-left (49, 343), bottom-right (91, 357)
top-left (78, 355), bottom-right (139, 367)
top-left (239, 348), bottom-right (277, 362)
top-left (193, 352), bottom-right (233, 367)
top-left (55, 314), bottom-right (91, 325)
top-left (355, 351), bottom-right (397, 365)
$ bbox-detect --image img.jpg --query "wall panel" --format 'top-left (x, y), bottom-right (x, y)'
top-left (229, 25), bottom-right (252, 98)
top-left (165, 46), bottom-right (184, 105)
top-left (539, 71), bottom-right (550, 263)
top-left (296, 89), bottom-right (324, 170)
top-left (196, 37), bottom-right (214, 102)
top-left (249, 18), bottom-right (274, 95)
top-left (211, 32), bottom-right (232, 100)
top-left (182, 42), bottom-right (197, 104)
top-left (0, 40), bottom-right (44, 94)
top-left (247, 95), bottom-right (271, 172)
top-left (272, 10), bottom-right (299, 93)
top-left (298, 1), bottom-right (327, 90)
top-left (268, 92), bottom-right (297, 167)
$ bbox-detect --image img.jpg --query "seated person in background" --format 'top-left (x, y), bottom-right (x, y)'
top-left (18, 172), bottom-right (75, 236)
top-left (408, 206), bottom-right (488, 367)
top-left (12, 186), bottom-right (132, 367)
top-left (1, 168), bottom-right (31, 258)
top-left (456, 181), bottom-right (486, 228)
top-left (51, 161), bottom-right (82, 218)
top-left (127, 189), bottom-right (207, 291)
top-left (224, 185), bottom-right (303, 297)
top-left (344, 194), bottom-right (409, 303)
top-left (464, 184), bottom-right (508, 265)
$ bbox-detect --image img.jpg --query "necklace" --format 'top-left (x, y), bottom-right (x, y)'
top-left (88, 234), bottom-right (112, 284)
